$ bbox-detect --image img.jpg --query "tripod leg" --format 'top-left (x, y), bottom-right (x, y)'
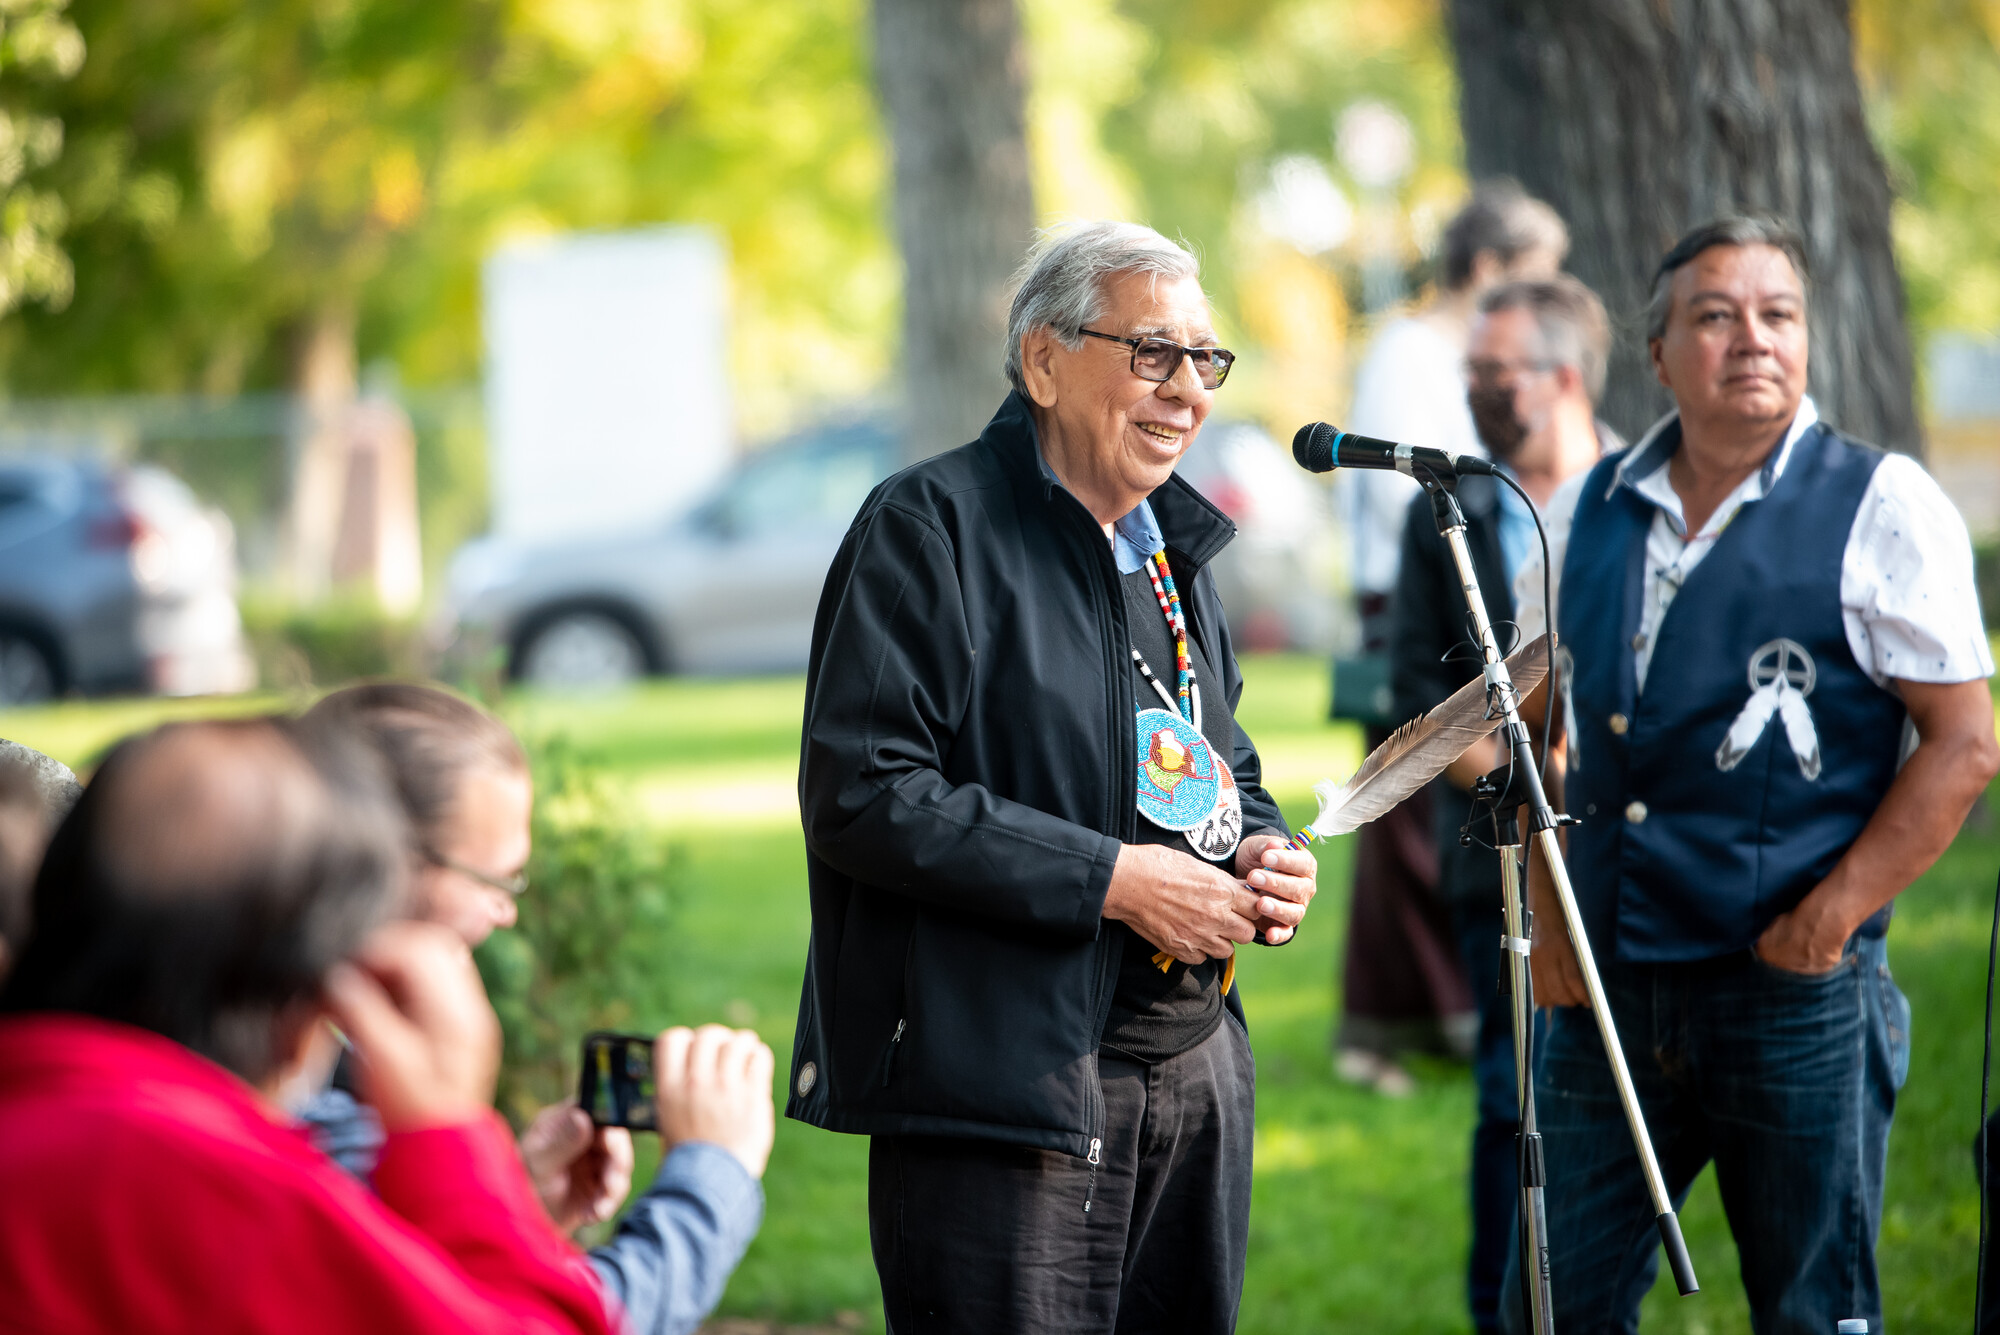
top-left (1500, 840), bottom-right (1555, 1335)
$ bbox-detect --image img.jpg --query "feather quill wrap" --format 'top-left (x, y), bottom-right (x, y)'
top-left (1302, 633), bottom-right (1552, 839)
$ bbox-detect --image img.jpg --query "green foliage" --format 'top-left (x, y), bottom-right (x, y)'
top-left (1096, 0), bottom-right (1461, 294)
top-left (238, 591), bottom-right (425, 688)
top-left (1049, 0), bottom-right (1464, 432)
top-left (1855, 0), bottom-right (2000, 344)
top-left (0, 0), bottom-right (894, 443)
top-left (0, 0), bottom-right (83, 314)
top-left (477, 733), bottom-right (679, 1127)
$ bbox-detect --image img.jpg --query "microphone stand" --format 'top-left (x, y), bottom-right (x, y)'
top-left (1414, 467), bottom-right (1698, 1333)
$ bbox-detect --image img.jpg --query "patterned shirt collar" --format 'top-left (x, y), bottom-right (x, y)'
top-left (1607, 395), bottom-right (1820, 508)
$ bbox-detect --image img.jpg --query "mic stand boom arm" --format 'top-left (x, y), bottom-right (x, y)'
top-left (1417, 469), bottom-right (1699, 1306)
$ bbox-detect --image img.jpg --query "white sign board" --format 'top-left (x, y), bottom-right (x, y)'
top-left (483, 227), bottom-right (731, 542)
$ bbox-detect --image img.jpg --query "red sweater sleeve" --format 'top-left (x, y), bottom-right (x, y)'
top-left (371, 1113), bottom-right (613, 1331)
top-left (226, 1114), bottom-right (615, 1335)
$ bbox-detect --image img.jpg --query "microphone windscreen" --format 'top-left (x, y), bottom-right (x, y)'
top-left (1292, 422), bottom-right (1338, 473)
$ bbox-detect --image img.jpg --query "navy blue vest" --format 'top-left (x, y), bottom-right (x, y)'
top-left (1559, 422), bottom-right (1906, 963)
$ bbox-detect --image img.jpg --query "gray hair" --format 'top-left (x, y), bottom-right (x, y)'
top-left (1479, 275), bottom-right (1613, 403)
top-left (1644, 215), bottom-right (1810, 341)
top-left (1003, 221), bottom-right (1201, 395)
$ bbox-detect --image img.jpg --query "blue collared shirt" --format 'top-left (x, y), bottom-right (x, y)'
top-left (1038, 453), bottom-right (1165, 574)
top-left (1492, 464), bottom-right (1538, 587)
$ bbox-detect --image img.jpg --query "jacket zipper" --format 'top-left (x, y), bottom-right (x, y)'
top-left (880, 1017), bottom-right (906, 1087)
top-left (1093, 515), bottom-right (1129, 1158)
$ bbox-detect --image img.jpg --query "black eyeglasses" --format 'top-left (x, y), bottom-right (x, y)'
top-left (1079, 328), bottom-right (1235, 389)
top-left (423, 848), bottom-right (529, 897)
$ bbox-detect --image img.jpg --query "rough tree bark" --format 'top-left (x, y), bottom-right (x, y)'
top-left (874, 0), bottom-right (1036, 462)
top-left (1448, 0), bottom-right (1921, 455)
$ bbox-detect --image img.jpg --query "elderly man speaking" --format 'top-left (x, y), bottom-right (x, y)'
top-left (787, 221), bottom-right (1317, 1333)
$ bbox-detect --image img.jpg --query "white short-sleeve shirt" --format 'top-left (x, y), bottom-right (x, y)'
top-left (1513, 397), bottom-right (1993, 694)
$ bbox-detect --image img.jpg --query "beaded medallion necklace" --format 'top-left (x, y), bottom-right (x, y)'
top-left (1132, 550), bottom-right (1317, 985)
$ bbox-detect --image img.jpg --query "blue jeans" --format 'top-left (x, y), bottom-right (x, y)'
top-left (1501, 935), bottom-right (1910, 1335)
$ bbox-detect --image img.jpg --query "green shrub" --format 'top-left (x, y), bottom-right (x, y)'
top-left (238, 593), bottom-right (427, 689)
top-left (476, 733), bottom-right (680, 1126)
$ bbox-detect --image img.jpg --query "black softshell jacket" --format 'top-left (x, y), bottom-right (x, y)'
top-left (785, 392), bottom-right (1288, 1159)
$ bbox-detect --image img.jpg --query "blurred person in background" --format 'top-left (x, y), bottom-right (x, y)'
top-left (0, 739), bottom-right (81, 978)
top-left (1508, 218), bottom-right (1997, 1331)
top-left (1390, 275), bottom-right (1616, 1335)
top-left (790, 221), bottom-right (1317, 1333)
top-left (1334, 180), bottom-right (1571, 1095)
top-left (0, 716), bottom-right (614, 1333)
top-left (304, 682), bottom-right (773, 1335)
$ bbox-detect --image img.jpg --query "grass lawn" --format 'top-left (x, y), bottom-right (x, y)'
top-left (5, 654), bottom-right (1996, 1331)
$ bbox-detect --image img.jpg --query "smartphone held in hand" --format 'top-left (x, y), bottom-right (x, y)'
top-left (579, 1032), bottom-right (658, 1131)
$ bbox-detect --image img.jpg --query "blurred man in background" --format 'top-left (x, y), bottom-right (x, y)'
top-left (0, 716), bottom-right (614, 1333)
top-left (1390, 275), bottom-right (1616, 1334)
top-left (1334, 180), bottom-right (1569, 1095)
top-left (1511, 218), bottom-right (1997, 1330)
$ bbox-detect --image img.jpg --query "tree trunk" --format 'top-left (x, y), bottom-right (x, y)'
top-left (1447, 0), bottom-right (1920, 456)
top-left (874, 0), bottom-right (1036, 462)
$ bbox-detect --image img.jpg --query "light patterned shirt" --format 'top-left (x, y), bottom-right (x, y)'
top-left (1514, 396), bottom-right (1993, 695)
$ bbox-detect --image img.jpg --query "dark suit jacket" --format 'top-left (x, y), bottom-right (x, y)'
top-left (1389, 473), bottom-right (1514, 911)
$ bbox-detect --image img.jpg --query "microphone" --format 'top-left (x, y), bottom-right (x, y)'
top-left (1292, 422), bottom-right (1495, 478)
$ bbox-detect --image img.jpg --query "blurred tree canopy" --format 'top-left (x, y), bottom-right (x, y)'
top-left (0, 0), bottom-right (83, 315)
top-left (1853, 0), bottom-right (2000, 350)
top-left (0, 0), bottom-right (1994, 438)
top-left (0, 0), bottom-right (894, 439)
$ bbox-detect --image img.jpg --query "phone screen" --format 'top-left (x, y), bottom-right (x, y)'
top-left (579, 1031), bottom-right (658, 1131)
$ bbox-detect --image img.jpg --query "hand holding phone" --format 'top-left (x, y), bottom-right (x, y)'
top-left (520, 1100), bottom-right (635, 1233)
top-left (576, 1025), bottom-right (775, 1180)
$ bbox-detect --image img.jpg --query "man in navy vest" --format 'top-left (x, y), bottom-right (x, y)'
top-left (1503, 217), bottom-right (1999, 1332)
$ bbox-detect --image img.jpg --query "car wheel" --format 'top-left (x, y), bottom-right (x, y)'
top-left (516, 611), bottom-right (649, 690)
top-left (0, 632), bottom-right (56, 705)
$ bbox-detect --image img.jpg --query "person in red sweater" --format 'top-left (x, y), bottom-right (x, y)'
top-left (0, 715), bottom-right (614, 1335)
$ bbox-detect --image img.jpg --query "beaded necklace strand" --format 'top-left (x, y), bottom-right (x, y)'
top-left (1143, 550), bottom-right (1193, 720)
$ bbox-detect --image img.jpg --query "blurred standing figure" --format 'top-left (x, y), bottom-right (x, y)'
top-left (303, 683), bottom-right (773, 1335)
top-left (1391, 276), bottom-right (1616, 1334)
top-left (1334, 181), bottom-right (1568, 1094)
top-left (1507, 219), bottom-right (1998, 1331)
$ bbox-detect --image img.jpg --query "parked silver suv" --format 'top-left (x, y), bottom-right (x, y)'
top-left (446, 418), bottom-right (1333, 688)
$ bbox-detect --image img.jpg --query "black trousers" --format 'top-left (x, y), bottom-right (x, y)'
top-left (867, 1015), bottom-right (1256, 1334)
